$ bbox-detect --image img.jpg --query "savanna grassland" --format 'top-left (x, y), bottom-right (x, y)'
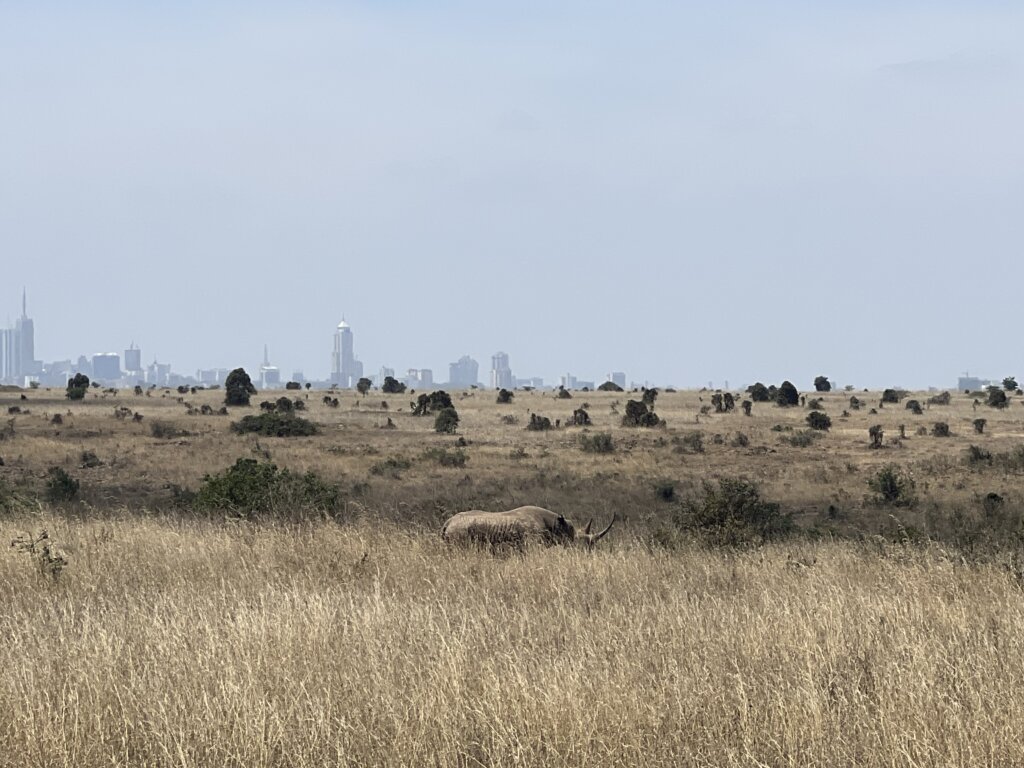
top-left (2, 382), bottom-right (1024, 766)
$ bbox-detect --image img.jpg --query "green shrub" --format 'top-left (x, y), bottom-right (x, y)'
top-left (382, 376), bottom-right (406, 394)
top-left (369, 456), bottom-right (412, 477)
top-left (869, 464), bottom-right (916, 507)
top-left (150, 420), bottom-right (188, 439)
top-left (434, 407), bottom-right (460, 434)
top-left (496, 389), bottom-right (514, 404)
top-left (598, 381), bottom-right (623, 392)
top-left (231, 412), bottom-right (319, 437)
top-left (987, 387), bottom-right (1009, 409)
top-left (805, 411), bottom-right (831, 431)
top-left (66, 373), bottom-right (90, 401)
top-left (413, 391), bottom-right (454, 415)
top-left (783, 429), bottom-right (823, 447)
top-left (966, 445), bottom-right (993, 465)
top-left (579, 431), bottom-right (615, 453)
top-left (676, 431), bottom-right (704, 454)
top-left (224, 368), bottom-right (256, 407)
top-left (674, 477), bottom-right (793, 547)
top-left (45, 467), bottom-right (79, 502)
top-left (194, 458), bottom-right (340, 517)
top-left (422, 447), bottom-right (468, 467)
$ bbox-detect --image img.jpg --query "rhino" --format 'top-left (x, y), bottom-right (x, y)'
top-left (441, 505), bottom-right (615, 549)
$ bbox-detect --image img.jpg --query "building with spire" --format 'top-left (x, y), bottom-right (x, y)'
top-left (330, 318), bottom-right (363, 387)
top-left (260, 344), bottom-right (281, 389)
top-left (1, 289), bottom-right (40, 385)
top-left (490, 351), bottom-right (513, 390)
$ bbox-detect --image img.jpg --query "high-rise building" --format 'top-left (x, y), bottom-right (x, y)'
top-left (124, 342), bottom-right (142, 374)
top-left (1, 289), bottom-right (40, 384)
top-left (260, 345), bottom-right (281, 389)
top-left (490, 351), bottom-right (513, 390)
top-left (92, 353), bottom-right (122, 382)
top-left (449, 355), bottom-right (479, 388)
top-left (331, 318), bottom-right (364, 387)
top-left (608, 371), bottom-right (626, 389)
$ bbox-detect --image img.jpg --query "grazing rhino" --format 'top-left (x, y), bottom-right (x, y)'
top-left (441, 505), bottom-right (615, 549)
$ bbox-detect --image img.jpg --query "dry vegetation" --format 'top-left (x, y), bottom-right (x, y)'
top-left (2, 382), bottom-right (1024, 765)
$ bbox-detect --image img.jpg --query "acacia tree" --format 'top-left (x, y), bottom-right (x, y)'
top-left (224, 368), bottom-right (256, 406)
top-left (356, 378), bottom-right (372, 396)
top-left (813, 376), bottom-right (831, 392)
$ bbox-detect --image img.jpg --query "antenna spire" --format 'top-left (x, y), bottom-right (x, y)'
top-left (263, 344), bottom-right (269, 366)
top-left (21, 287), bottom-right (26, 318)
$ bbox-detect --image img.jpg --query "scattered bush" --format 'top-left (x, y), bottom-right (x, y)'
top-left (747, 383), bottom-right (770, 402)
top-left (905, 399), bottom-right (923, 415)
top-left (869, 425), bottom-right (884, 449)
top-left (869, 464), bottom-right (916, 507)
top-left (44, 467), bottom-right (79, 502)
top-left (556, 387), bottom-right (572, 400)
top-left (422, 447), bottom-right (468, 467)
top-left (194, 458), bottom-right (340, 518)
top-left (987, 387), bottom-right (1009, 409)
top-left (711, 393), bottom-right (735, 413)
top-left (231, 412), bottom-right (319, 437)
top-left (322, 396), bottom-right (340, 408)
top-left (370, 456), bottom-right (412, 477)
top-left (598, 381), bottom-right (623, 392)
top-left (655, 481), bottom-right (675, 502)
top-left (434, 407), bottom-right (460, 434)
top-left (776, 381), bottom-right (799, 407)
top-left (782, 430), bottom-right (823, 447)
top-left (382, 376), bottom-right (406, 394)
top-left (741, 400), bottom-right (752, 416)
top-left (285, 381), bottom-right (302, 390)
top-left (357, 378), bottom-right (372, 395)
top-left (641, 388), bottom-right (658, 406)
top-left (806, 411), bottom-right (832, 431)
top-left (150, 420), bottom-right (188, 440)
top-left (932, 422), bottom-right (951, 437)
top-left (813, 376), bottom-right (831, 392)
top-left (224, 368), bottom-right (257, 407)
top-left (1004, 377), bottom-right (1019, 392)
top-left (413, 391), bottom-right (454, 416)
top-left (526, 414), bottom-right (553, 431)
top-left (676, 431), bottom-right (705, 454)
top-left (579, 432), bottom-right (615, 453)
top-left (849, 396), bottom-right (862, 410)
top-left (500, 414), bottom-right (518, 425)
top-left (674, 477), bottom-right (793, 547)
top-left (496, 389), bottom-right (514, 404)
top-left (732, 432), bottom-right (750, 448)
top-left (966, 445), bottom-right (993, 466)
top-left (974, 418), bottom-right (987, 435)
top-left (928, 391), bottom-right (951, 406)
top-left (622, 400), bottom-right (663, 428)
top-left (881, 389), bottom-right (902, 404)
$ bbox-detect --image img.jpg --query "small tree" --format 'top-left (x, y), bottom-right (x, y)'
top-left (66, 373), bottom-right (90, 401)
top-left (642, 388), bottom-right (659, 406)
top-left (357, 378), bottom-right (372, 396)
top-left (45, 466), bottom-right (80, 502)
top-left (905, 400), bottom-right (923, 415)
top-left (813, 376), bottom-right (831, 392)
top-left (741, 400), bottom-right (752, 416)
top-left (434, 407), bottom-right (460, 434)
top-left (570, 408), bottom-right (591, 426)
top-left (225, 368), bottom-right (256, 407)
top-left (881, 389), bottom-right (901, 404)
top-left (285, 381), bottom-right (302, 390)
top-left (496, 389), bottom-right (514, 404)
top-left (1004, 377), bottom-right (1018, 392)
top-left (869, 464), bottom-right (916, 507)
top-left (412, 391), bottom-right (454, 416)
top-left (776, 381), bottom-right (799, 407)
top-left (598, 381), bottom-right (623, 392)
top-left (622, 400), bottom-right (663, 428)
top-left (973, 418), bottom-right (987, 435)
top-left (382, 376), bottom-right (406, 394)
top-left (556, 386), bottom-right (572, 400)
top-left (526, 414), bottom-right (553, 431)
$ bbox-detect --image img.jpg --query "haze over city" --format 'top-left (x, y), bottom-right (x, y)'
top-left (2, 2), bottom-right (1022, 388)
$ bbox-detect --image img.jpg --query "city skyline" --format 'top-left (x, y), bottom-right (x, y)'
top-left (0, 290), bottom-right (1014, 392)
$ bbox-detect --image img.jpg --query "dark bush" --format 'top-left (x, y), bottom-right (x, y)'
top-left (66, 373), bottom-right (90, 401)
top-left (598, 381), bottom-right (623, 392)
top-left (674, 477), bottom-right (793, 547)
top-left (741, 400), bottom-right (752, 416)
top-left (928, 391), bottom-right (951, 406)
top-left (869, 425), bottom-right (884, 449)
top-left (231, 412), bottom-right (319, 437)
top-left (579, 432), bottom-right (615, 453)
top-left (622, 400), bottom-right (663, 428)
top-left (849, 396), bottom-right (862, 410)
top-left (869, 464), bottom-right (916, 507)
top-left (967, 445), bottom-right (993, 465)
top-left (45, 467), bottom-right (79, 502)
top-left (1004, 377), bottom-right (1019, 392)
top-left (642, 388), bottom-right (658, 406)
top-left (225, 368), bottom-right (256, 407)
top-left (782, 430), bottom-right (823, 447)
top-left (676, 431), bottom-right (704, 454)
top-left (357, 378), bottom-right (372, 395)
top-left (285, 381), bottom-right (302, 390)
top-left (569, 408), bottom-right (592, 426)
top-left (434, 407), bottom-right (460, 434)
top-left (422, 447), bottom-right (467, 467)
top-left (905, 400), bottom-right (923, 415)
top-left (987, 387), bottom-right (1009, 409)
top-left (556, 387), bottom-right (572, 400)
top-left (932, 422), bottom-right (951, 437)
top-left (974, 418), bottom-right (987, 435)
top-left (413, 391), bottom-right (454, 416)
top-left (813, 376), bottom-right (831, 392)
top-left (881, 389), bottom-right (902, 404)
top-left (526, 414), bottom-right (553, 431)
top-left (776, 381), bottom-right (799, 407)
top-left (806, 411), bottom-right (832, 431)
top-left (194, 458), bottom-right (340, 518)
top-left (747, 383), bottom-right (771, 403)
top-left (150, 420), bottom-right (188, 439)
top-left (369, 456), bottom-right (412, 477)
top-left (496, 389), bottom-right (514, 404)
top-left (382, 376), bottom-right (406, 394)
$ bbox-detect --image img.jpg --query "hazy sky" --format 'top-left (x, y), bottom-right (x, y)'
top-left (2, 1), bottom-right (1021, 388)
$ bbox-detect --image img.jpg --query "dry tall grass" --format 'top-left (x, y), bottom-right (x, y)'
top-left (3, 515), bottom-right (1024, 767)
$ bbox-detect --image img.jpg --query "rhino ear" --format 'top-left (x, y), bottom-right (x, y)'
top-left (583, 519), bottom-right (593, 534)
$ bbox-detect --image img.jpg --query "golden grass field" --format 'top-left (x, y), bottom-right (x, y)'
top-left (2, 382), bottom-right (1024, 766)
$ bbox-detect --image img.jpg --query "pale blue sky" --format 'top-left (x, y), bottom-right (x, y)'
top-left (2, 2), bottom-right (1021, 387)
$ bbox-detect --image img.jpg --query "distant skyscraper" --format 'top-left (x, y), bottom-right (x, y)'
top-left (449, 355), bottom-right (479, 388)
top-left (608, 371), bottom-right (626, 388)
top-left (92, 353), bottom-right (121, 382)
top-left (1, 289), bottom-right (40, 383)
top-left (260, 344), bottom-right (281, 389)
top-left (490, 352), bottom-right (513, 390)
top-left (124, 342), bottom-right (142, 373)
top-left (331, 318), bottom-right (363, 387)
